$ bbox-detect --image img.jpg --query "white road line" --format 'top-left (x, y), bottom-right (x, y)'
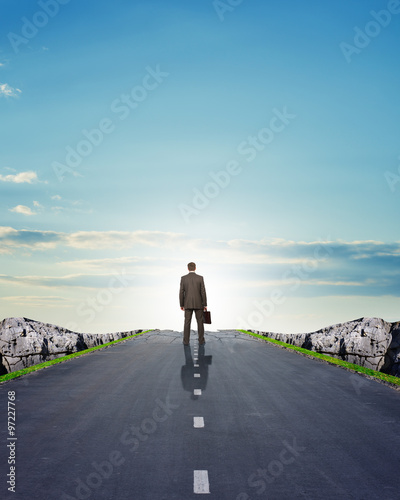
top-left (193, 417), bottom-right (204, 428)
top-left (194, 373), bottom-right (200, 378)
top-left (194, 364), bottom-right (199, 367)
top-left (194, 470), bottom-right (210, 494)
top-left (194, 389), bottom-right (202, 396)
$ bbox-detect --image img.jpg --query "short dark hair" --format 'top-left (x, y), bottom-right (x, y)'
top-left (188, 262), bottom-right (196, 271)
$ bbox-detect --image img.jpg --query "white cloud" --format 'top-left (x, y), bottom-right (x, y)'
top-left (0, 295), bottom-right (69, 307)
top-left (0, 229), bottom-right (399, 334)
top-left (33, 201), bottom-right (43, 208)
top-left (9, 205), bottom-right (36, 216)
top-left (59, 256), bottom-right (143, 269)
top-left (0, 171), bottom-right (38, 183)
top-left (64, 230), bottom-right (187, 250)
top-left (0, 272), bottom-right (135, 289)
top-left (0, 83), bottom-right (21, 98)
top-left (0, 226), bottom-right (399, 282)
top-left (0, 226), bottom-right (60, 251)
top-left (50, 197), bottom-right (92, 216)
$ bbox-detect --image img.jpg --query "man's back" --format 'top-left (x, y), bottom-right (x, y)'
top-left (179, 272), bottom-right (207, 309)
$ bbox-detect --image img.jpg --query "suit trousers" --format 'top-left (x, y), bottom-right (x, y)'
top-left (183, 309), bottom-right (205, 344)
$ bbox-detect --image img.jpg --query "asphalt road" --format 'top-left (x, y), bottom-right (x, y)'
top-left (0, 329), bottom-right (399, 500)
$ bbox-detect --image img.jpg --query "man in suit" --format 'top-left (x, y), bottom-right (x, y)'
top-left (179, 262), bottom-right (207, 345)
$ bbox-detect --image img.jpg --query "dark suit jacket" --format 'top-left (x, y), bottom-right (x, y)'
top-left (179, 272), bottom-right (207, 309)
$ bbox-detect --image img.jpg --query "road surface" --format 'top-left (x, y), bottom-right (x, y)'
top-left (0, 329), bottom-right (399, 499)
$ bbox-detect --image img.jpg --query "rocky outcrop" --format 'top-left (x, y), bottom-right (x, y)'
top-left (252, 317), bottom-right (400, 378)
top-left (384, 321), bottom-right (400, 377)
top-left (0, 317), bottom-right (142, 375)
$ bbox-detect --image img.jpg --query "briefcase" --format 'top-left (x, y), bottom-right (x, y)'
top-left (203, 310), bottom-right (211, 324)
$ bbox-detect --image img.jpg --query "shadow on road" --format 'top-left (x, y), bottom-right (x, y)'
top-left (180, 343), bottom-right (212, 398)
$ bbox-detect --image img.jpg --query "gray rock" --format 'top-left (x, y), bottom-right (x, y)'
top-left (252, 317), bottom-right (400, 378)
top-left (383, 321), bottom-right (400, 378)
top-left (0, 317), bottom-right (142, 374)
top-left (2, 316), bottom-right (399, 379)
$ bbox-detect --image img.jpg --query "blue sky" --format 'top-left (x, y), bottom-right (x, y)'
top-left (0, 0), bottom-right (399, 333)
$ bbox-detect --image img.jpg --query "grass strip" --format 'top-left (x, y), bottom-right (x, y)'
top-left (238, 329), bottom-right (400, 388)
top-left (0, 329), bottom-right (154, 384)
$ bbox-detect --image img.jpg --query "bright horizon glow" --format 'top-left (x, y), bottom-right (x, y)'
top-left (1, 0), bottom-right (399, 334)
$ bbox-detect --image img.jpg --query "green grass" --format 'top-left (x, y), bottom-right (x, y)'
top-left (238, 329), bottom-right (400, 388)
top-left (0, 329), bottom-right (153, 384)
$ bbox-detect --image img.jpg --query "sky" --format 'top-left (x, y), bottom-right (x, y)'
top-left (0, 0), bottom-right (399, 334)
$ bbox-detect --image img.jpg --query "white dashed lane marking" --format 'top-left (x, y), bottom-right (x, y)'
top-left (193, 417), bottom-right (204, 428)
top-left (192, 343), bottom-right (208, 494)
top-left (194, 470), bottom-right (210, 494)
